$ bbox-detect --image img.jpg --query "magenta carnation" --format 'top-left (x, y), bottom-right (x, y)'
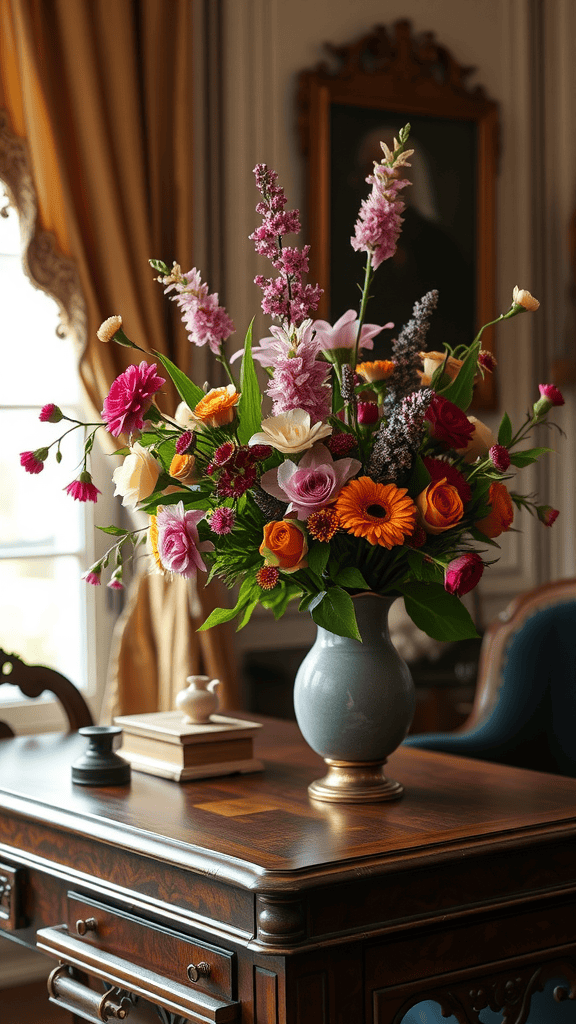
top-left (39, 403), bottom-right (63, 423)
top-left (65, 474), bottom-right (101, 503)
top-left (20, 449), bottom-right (47, 474)
top-left (82, 568), bottom-right (102, 586)
top-left (357, 401), bottom-right (379, 425)
top-left (156, 502), bottom-right (214, 579)
top-left (175, 430), bottom-right (195, 455)
top-left (444, 552), bottom-right (484, 597)
top-left (102, 361), bottom-right (166, 437)
top-left (538, 383), bottom-right (564, 406)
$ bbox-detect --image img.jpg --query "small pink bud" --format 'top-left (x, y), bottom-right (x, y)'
top-left (357, 401), bottom-right (379, 425)
top-left (444, 552), bottom-right (484, 597)
top-left (537, 505), bottom-right (559, 527)
top-left (539, 383), bottom-right (564, 406)
top-left (489, 444), bottom-right (511, 472)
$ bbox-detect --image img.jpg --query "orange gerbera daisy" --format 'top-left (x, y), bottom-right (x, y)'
top-left (355, 359), bottom-right (395, 382)
top-left (335, 477), bottom-right (417, 548)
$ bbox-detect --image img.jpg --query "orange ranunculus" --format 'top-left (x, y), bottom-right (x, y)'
top-left (194, 384), bottom-right (240, 428)
top-left (475, 482), bottom-right (515, 538)
top-left (259, 519), bottom-right (308, 573)
top-left (416, 478), bottom-right (464, 535)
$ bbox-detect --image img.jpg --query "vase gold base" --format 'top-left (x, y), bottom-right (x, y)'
top-left (308, 758), bottom-right (404, 804)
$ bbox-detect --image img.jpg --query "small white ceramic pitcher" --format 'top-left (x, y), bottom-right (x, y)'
top-left (175, 675), bottom-right (221, 724)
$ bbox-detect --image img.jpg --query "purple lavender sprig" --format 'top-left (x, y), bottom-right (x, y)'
top-left (383, 290), bottom-right (439, 414)
top-left (368, 388), bottom-right (434, 483)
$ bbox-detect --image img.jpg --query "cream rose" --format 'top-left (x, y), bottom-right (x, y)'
top-left (456, 415), bottom-right (497, 463)
top-left (418, 350), bottom-right (464, 386)
top-left (249, 408), bottom-right (332, 455)
top-left (112, 442), bottom-right (161, 508)
top-left (174, 401), bottom-right (200, 430)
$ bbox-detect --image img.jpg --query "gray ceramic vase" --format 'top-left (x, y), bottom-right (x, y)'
top-left (293, 594), bottom-right (415, 802)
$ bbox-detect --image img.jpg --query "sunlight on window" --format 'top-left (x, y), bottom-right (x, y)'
top-left (0, 199), bottom-right (88, 692)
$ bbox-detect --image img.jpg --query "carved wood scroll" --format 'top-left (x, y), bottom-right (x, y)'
top-left (297, 20), bottom-right (500, 408)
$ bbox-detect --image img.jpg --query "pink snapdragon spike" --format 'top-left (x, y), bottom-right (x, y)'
top-left (20, 449), bottom-right (47, 474)
top-left (65, 472), bottom-right (101, 503)
top-left (166, 268), bottom-right (235, 353)
top-left (259, 321), bottom-right (331, 424)
top-left (39, 403), bottom-right (63, 423)
top-left (489, 444), bottom-right (511, 472)
top-left (444, 552), bottom-right (484, 597)
top-left (351, 155), bottom-right (412, 270)
top-left (250, 163), bottom-right (322, 326)
top-left (102, 361), bottom-right (166, 437)
top-left (156, 502), bottom-right (214, 579)
top-left (537, 505), bottom-right (559, 527)
top-left (260, 442), bottom-right (361, 520)
top-left (82, 567), bottom-right (102, 586)
top-left (311, 310), bottom-right (391, 357)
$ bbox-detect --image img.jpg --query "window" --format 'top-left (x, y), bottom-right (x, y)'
top-left (0, 200), bottom-right (97, 705)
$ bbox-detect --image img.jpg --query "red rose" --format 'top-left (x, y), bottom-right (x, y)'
top-left (444, 552), bottom-right (484, 597)
top-left (425, 395), bottom-right (475, 449)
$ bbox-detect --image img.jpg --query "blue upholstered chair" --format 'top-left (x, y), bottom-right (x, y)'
top-left (401, 579), bottom-right (576, 1024)
top-left (404, 578), bottom-right (576, 777)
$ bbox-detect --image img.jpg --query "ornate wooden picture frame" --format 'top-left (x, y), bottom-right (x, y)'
top-left (297, 20), bottom-right (500, 408)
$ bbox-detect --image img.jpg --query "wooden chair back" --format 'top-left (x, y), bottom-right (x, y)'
top-left (0, 649), bottom-right (94, 738)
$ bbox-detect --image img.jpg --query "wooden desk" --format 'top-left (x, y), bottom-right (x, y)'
top-left (1, 717), bottom-right (576, 1023)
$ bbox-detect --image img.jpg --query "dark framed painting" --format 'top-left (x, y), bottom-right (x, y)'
top-left (298, 20), bottom-right (500, 408)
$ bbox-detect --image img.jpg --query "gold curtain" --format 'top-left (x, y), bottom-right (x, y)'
top-left (0, 0), bottom-right (238, 715)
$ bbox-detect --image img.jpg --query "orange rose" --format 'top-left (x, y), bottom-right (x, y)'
top-left (475, 482), bottom-right (514, 538)
top-left (259, 519), bottom-right (308, 573)
top-left (418, 350), bottom-right (464, 386)
top-left (169, 453), bottom-right (197, 484)
top-left (416, 478), bottom-right (464, 535)
top-left (194, 385), bottom-right (239, 428)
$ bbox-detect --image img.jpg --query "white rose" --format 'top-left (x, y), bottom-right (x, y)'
top-left (112, 443), bottom-right (161, 508)
top-left (456, 416), bottom-right (497, 463)
top-left (249, 408), bottom-right (332, 455)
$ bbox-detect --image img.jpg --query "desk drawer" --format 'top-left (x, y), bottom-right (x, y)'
top-left (67, 893), bottom-right (234, 1003)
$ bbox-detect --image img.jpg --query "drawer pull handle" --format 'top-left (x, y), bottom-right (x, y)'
top-left (48, 964), bottom-right (132, 1020)
top-left (186, 961), bottom-right (211, 983)
top-left (76, 916), bottom-right (98, 936)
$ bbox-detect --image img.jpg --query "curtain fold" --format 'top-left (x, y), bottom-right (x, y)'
top-left (0, 0), bottom-right (238, 715)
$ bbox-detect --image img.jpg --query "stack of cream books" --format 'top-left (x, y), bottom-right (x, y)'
top-left (114, 711), bottom-right (263, 782)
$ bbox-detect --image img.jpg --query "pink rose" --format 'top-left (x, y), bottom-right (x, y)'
top-left (259, 442), bottom-right (361, 520)
top-left (102, 361), bottom-right (166, 437)
top-left (425, 395), bottom-right (475, 449)
top-left (156, 502), bottom-right (214, 579)
top-left (444, 553), bottom-right (484, 597)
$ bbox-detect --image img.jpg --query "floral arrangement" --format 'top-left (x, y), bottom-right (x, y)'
top-left (21, 125), bottom-right (565, 643)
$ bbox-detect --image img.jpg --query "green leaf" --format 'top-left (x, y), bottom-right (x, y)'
top-left (97, 526), bottom-right (130, 537)
top-left (469, 526), bottom-right (502, 548)
top-left (438, 341), bottom-right (480, 411)
top-left (236, 600), bottom-right (259, 630)
top-left (334, 567), bottom-right (369, 589)
top-left (406, 454), bottom-right (431, 499)
top-left (197, 605), bottom-right (242, 631)
top-left (509, 446), bottom-right (552, 468)
top-left (311, 587), bottom-right (362, 641)
top-left (153, 350), bottom-right (205, 410)
top-left (498, 412), bottom-right (513, 447)
top-left (237, 321), bottom-right (262, 444)
top-left (398, 581), bottom-right (480, 641)
top-left (307, 542), bottom-right (330, 577)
